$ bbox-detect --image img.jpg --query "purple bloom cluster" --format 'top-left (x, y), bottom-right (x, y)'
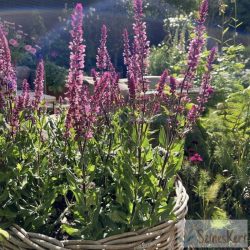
top-left (181, 0), bottom-right (208, 91)
top-left (123, 29), bottom-right (131, 68)
top-left (197, 47), bottom-right (216, 111)
top-left (66, 3), bottom-right (85, 136)
top-left (123, 0), bottom-right (150, 97)
top-left (169, 76), bottom-right (177, 94)
top-left (95, 25), bottom-right (122, 112)
top-left (65, 3), bottom-right (95, 139)
top-left (157, 70), bottom-right (168, 96)
top-left (96, 25), bottom-right (109, 71)
top-left (22, 79), bottom-right (30, 108)
top-left (10, 80), bottom-right (30, 135)
top-left (187, 47), bottom-right (216, 125)
top-left (33, 60), bottom-right (44, 109)
top-left (1, 0), bottom-right (216, 144)
top-left (187, 104), bottom-right (199, 124)
top-left (0, 25), bottom-right (17, 102)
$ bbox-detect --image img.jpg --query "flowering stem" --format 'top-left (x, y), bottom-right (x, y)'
top-left (79, 138), bottom-right (87, 199)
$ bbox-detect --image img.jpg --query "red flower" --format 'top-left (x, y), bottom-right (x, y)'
top-left (189, 153), bottom-right (203, 164)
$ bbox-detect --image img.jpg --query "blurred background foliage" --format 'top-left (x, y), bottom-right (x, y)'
top-left (1, 0), bottom-right (250, 76)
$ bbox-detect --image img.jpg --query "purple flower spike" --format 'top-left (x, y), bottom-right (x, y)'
top-left (187, 104), bottom-right (199, 124)
top-left (65, 3), bottom-right (86, 136)
top-left (96, 25), bottom-right (109, 71)
top-left (128, 74), bottom-right (136, 101)
top-left (197, 47), bottom-right (216, 111)
top-left (133, 0), bottom-right (150, 81)
top-left (0, 25), bottom-right (17, 98)
top-left (66, 3), bottom-right (96, 140)
top-left (198, 0), bottom-right (209, 25)
top-left (123, 29), bottom-right (131, 67)
top-left (123, 0), bottom-right (150, 100)
top-left (22, 79), bottom-right (30, 107)
top-left (157, 70), bottom-right (168, 96)
top-left (169, 76), bottom-right (177, 94)
top-left (180, 0), bottom-right (209, 92)
top-left (33, 60), bottom-right (44, 109)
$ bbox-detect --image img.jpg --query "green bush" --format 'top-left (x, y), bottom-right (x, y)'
top-left (45, 61), bottom-right (68, 95)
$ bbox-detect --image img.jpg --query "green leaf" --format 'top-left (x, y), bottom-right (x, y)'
top-left (222, 27), bottom-right (229, 36)
top-left (0, 209), bottom-right (17, 219)
top-left (88, 164), bottom-right (95, 173)
top-left (0, 228), bottom-right (9, 241)
top-left (108, 209), bottom-right (128, 224)
top-left (159, 126), bottom-right (167, 147)
top-left (61, 224), bottom-right (80, 236)
top-left (16, 163), bottom-right (22, 172)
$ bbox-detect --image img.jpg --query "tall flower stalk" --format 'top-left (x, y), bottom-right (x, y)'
top-left (123, 0), bottom-right (150, 98)
top-left (96, 25), bottom-right (109, 71)
top-left (187, 47), bottom-right (216, 126)
top-left (22, 79), bottom-right (30, 108)
top-left (0, 25), bottom-right (17, 121)
top-left (167, 0), bottom-right (210, 139)
top-left (65, 3), bottom-right (91, 139)
top-left (95, 25), bottom-right (122, 116)
top-left (33, 60), bottom-right (44, 110)
top-left (180, 0), bottom-right (208, 94)
top-left (132, 0), bottom-right (150, 92)
top-left (0, 26), bottom-right (17, 94)
top-left (10, 80), bottom-right (30, 135)
top-left (122, 0), bottom-right (152, 226)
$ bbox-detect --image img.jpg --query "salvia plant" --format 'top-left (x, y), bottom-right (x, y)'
top-left (0, 0), bottom-right (215, 240)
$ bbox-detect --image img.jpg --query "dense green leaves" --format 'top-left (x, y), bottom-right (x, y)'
top-left (0, 105), bottom-right (185, 239)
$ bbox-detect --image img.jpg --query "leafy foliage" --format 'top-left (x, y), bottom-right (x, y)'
top-left (45, 61), bottom-right (67, 95)
top-left (149, 13), bottom-right (193, 75)
top-left (183, 87), bottom-right (250, 222)
top-left (211, 45), bottom-right (249, 100)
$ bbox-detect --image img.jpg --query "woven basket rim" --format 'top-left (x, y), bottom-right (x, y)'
top-left (2, 179), bottom-right (189, 250)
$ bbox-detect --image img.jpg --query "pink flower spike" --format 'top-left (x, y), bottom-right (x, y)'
top-left (169, 76), bottom-right (176, 94)
top-left (0, 26), bottom-right (17, 96)
top-left (22, 79), bottom-right (30, 107)
top-left (157, 70), bottom-right (168, 96)
top-left (96, 24), bottom-right (109, 71)
top-left (134, 0), bottom-right (143, 19)
top-left (198, 0), bottom-right (209, 24)
top-left (33, 60), bottom-right (44, 109)
top-left (187, 104), bottom-right (199, 124)
top-left (128, 74), bottom-right (136, 100)
top-left (197, 47), bottom-right (216, 111)
top-left (132, 0), bottom-right (150, 91)
top-left (65, 3), bottom-right (96, 140)
top-left (123, 29), bottom-right (131, 66)
top-left (180, 0), bottom-right (208, 92)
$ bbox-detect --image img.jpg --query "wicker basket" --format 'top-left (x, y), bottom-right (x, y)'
top-left (1, 179), bottom-right (188, 250)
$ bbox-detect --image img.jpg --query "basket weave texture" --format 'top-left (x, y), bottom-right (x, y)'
top-left (1, 180), bottom-right (188, 250)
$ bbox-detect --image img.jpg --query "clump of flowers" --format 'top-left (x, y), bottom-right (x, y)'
top-left (33, 60), bottom-right (45, 109)
top-left (189, 153), bottom-right (203, 164)
top-left (65, 3), bottom-right (91, 139)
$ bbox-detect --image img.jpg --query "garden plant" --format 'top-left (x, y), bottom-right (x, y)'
top-left (0, 0), bottom-right (217, 247)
